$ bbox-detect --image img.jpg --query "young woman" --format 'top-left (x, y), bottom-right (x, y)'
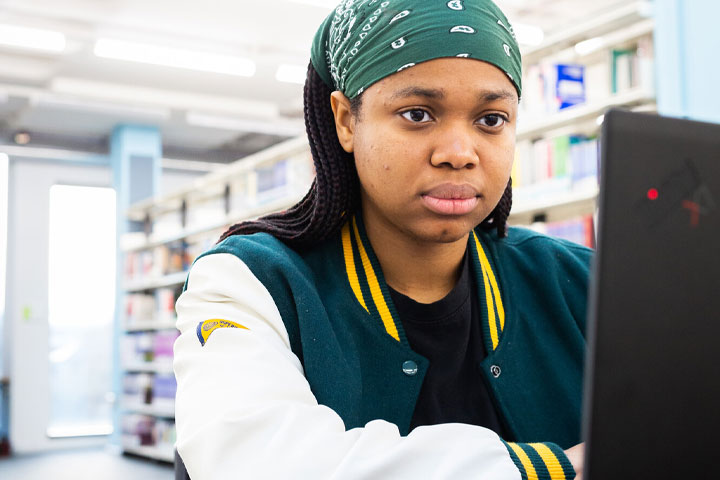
top-left (174, 1), bottom-right (590, 478)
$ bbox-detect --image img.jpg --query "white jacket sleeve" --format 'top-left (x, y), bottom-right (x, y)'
top-left (173, 252), bottom-right (522, 480)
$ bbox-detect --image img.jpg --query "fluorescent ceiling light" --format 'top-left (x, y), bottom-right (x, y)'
top-left (33, 93), bottom-right (171, 120)
top-left (513, 23), bottom-right (544, 47)
top-left (276, 64), bottom-right (307, 85)
top-left (186, 112), bottom-right (304, 137)
top-left (94, 38), bottom-right (256, 77)
top-left (575, 37), bottom-right (605, 56)
top-left (0, 58), bottom-right (55, 81)
top-left (0, 144), bottom-right (101, 162)
top-left (50, 77), bottom-right (278, 118)
top-left (0, 24), bottom-right (66, 53)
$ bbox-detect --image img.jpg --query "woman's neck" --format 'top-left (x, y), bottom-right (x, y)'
top-left (362, 214), bottom-right (469, 304)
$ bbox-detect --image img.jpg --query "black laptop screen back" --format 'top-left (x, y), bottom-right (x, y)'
top-left (584, 109), bottom-right (720, 479)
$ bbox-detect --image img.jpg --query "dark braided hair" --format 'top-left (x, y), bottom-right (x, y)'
top-left (219, 61), bottom-right (512, 247)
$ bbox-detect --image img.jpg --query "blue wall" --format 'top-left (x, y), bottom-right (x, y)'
top-left (654, 0), bottom-right (720, 123)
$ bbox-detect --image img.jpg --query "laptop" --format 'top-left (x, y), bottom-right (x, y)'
top-left (583, 109), bottom-right (720, 478)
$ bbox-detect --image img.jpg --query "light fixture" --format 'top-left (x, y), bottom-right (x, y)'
top-left (276, 64), bottom-right (307, 85)
top-left (0, 24), bottom-right (66, 53)
top-left (186, 112), bottom-right (304, 137)
top-left (94, 38), bottom-right (256, 77)
top-left (50, 77), bottom-right (278, 118)
top-left (575, 37), bottom-right (605, 56)
top-left (13, 131), bottom-right (31, 145)
top-left (34, 94), bottom-right (171, 120)
top-left (513, 23), bottom-right (545, 47)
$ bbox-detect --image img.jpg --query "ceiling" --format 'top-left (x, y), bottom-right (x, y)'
top-left (0, 0), bottom-right (627, 165)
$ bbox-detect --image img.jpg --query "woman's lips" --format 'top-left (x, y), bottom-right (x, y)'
top-left (421, 183), bottom-right (481, 215)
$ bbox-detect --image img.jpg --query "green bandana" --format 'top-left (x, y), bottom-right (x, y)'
top-left (310, 0), bottom-right (522, 99)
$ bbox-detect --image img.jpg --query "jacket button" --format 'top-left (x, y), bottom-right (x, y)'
top-left (402, 360), bottom-right (418, 376)
top-left (490, 365), bottom-right (501, 378)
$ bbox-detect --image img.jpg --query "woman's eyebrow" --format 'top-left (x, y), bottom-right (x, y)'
top-left (389, 87), bottom-right (517, 103)
top-left (479, 90), bottom-right (517, 103)
top-left (390, 86), bottom-right (444, 100)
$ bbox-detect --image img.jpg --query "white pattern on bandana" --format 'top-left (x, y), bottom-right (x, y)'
top-left (391, 37), bottom-right (407, 49)
top-left (497, 19), bottom-right (517, 41)
top-left (450, 25), bottom-right (475, 34)
top-left (390, 10), bottom-right (410, 24)
top-left (317, 0), bottom-right (522, 96)
top-left (328, 0), bottom-right (392, 90)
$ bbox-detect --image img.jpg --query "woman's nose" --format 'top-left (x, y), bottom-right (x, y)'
top-left (429, 126), bottom-right (479, 169)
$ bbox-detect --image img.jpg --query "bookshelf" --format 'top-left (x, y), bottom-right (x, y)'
top-left (123, 403), bottom-right (176, 418)
top-left (521, 2), bottom-right (652, 64)
top-left (117, 2), bottom-right (656, 462)
top-left (516, 87), bottom-right (655, 141)
top-left (509, 1), bottom-right (656, 245)
top-left (118, 135), bottom-right (314, 462)
top-left (124, 271), bottom-right (188, 293)
top-left (122, 444), bottom-right (175, 463)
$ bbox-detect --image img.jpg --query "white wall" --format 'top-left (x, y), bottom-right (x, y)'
top-left (0, 153), bottom-right (8, 378)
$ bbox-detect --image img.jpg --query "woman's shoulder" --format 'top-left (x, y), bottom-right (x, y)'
top-left (485, 227), bottom-right (594, 261)
top-left (477, 225), bottom-right (594, 280)
top-left (191, 232), bottom-right (316, 279)
top-left (199, 232), bottom-right (294, 261)
top-left (189, 232), bottom-right (340, 289)
top-left (502, 226), bottom-right (593, 257)
top-left (477, 227), bottom-right (594, 334)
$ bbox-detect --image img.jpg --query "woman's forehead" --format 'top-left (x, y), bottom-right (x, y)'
top-left (366, 58), bottom-right (518, 102)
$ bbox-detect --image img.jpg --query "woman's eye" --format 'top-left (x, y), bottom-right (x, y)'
top-left (478, 114), bottom-right (507, 128)
top-left (401, 109), bottom-right (432, 123)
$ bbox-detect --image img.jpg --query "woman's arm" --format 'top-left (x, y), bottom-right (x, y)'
top-left (173, 252), bottom-right (571, 479)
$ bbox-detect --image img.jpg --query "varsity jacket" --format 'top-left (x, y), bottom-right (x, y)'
top-left (173, 214), bottom-right (592, 479)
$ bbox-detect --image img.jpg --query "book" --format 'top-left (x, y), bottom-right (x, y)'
top-left (555, 63), bottom-right (586, 110)
top-left (528, 214), bottom-right (596, 248)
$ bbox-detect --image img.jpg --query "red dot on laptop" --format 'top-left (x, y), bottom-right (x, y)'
top-left (647, 188), bottom-right (659, 200)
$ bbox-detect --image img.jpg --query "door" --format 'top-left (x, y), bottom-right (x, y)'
top-left (5, 158), bottom-right (116, 453)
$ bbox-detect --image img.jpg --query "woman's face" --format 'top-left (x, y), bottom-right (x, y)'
top-left (332, 57), bottom-right (518, 245)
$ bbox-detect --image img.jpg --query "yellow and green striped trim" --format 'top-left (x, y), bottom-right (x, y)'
top-left (341, 215), bottom-right (506, 351)
top-left (469, 230), bottom-right (506, 352)
top-left (341, 217), bottom-right (405, 344)
top-left (502, 440), bottom-right (575, 480)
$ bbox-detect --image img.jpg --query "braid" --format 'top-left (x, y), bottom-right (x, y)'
top-left (218, 62), bottom-right (359, 248)
top-left (218, 61), bottom-right (512, 245)
top-left (479, 177), bottom-right (512, 238)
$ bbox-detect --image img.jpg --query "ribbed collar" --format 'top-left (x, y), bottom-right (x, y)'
top-left (340, 214), bottom-right (506, 353)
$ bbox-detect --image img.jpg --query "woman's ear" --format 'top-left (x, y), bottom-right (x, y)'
top-left (330, 91), bottom-right (355, 153)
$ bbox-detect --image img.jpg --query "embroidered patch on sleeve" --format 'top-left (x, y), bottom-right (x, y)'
top-left (196, 319), bottom-right (248, 346)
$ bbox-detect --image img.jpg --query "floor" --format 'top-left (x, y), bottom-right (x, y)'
top-left (0, 447), bottom-right (174, 480)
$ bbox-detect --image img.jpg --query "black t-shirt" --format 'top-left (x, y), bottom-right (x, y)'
top-left (388, 252), bottom-right (507, 436)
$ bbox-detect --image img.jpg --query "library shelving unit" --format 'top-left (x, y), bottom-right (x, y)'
top-left (119, 135), bottom-right (313, 462)
top-left (117, 0), bottom-right (655, 462)
top-left (508, 1), bottom-right (655, 244)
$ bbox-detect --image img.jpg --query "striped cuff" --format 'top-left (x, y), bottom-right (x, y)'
top-left (502, 440), bottom-right (576, 480)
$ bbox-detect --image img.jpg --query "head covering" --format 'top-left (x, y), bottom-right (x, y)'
top-left (310, 0), bottom-right (522, 99)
